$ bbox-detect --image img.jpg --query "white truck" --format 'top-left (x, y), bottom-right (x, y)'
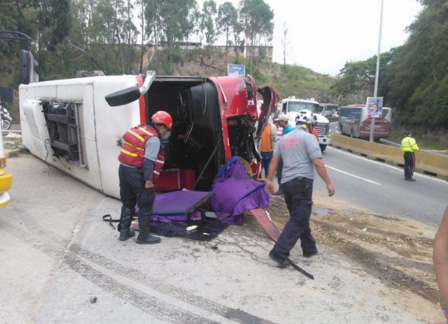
top-left (276, 96), bottom-right (331, 152)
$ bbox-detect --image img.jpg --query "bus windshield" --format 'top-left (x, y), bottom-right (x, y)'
top-left (339, 107), bottom-right (361, 123)
top-left (284, 101), bottom-right (320, 114)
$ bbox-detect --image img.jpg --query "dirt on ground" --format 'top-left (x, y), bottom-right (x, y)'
top-left (265, 194), bottom-right (442, 312)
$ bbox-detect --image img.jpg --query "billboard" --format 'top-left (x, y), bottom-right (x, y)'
top-left (227, 64), bottom-right (245, 76)
top-left (366, 97), bottom-right (383, 118)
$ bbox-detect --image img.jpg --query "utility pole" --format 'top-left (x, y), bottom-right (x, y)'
top-left (369, 0), bottom-right (384, 142)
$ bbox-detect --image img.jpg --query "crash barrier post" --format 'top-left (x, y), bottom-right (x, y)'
top-left (330, 134), bottom-right (448, 180)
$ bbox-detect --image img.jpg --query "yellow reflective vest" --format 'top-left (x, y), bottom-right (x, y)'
top-left (401, 136), bottom-right (419, 153)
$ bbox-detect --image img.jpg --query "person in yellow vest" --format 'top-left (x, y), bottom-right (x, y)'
top-left (260, 120), bottom-right (277, 177)
top-left (117, 111), bottom-right (173, 244)
top-left (401, 130), bottom-right (419, 181)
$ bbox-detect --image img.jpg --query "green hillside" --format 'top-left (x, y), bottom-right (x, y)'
top-left (170, 50), bottom-right (339, 102)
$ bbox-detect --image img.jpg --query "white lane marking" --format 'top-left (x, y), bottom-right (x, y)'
top-left (326, 165), bottom-right (382, 186)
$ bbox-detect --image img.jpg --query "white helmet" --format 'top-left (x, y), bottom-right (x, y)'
top-left (296, 109), bottom-right (313, 124)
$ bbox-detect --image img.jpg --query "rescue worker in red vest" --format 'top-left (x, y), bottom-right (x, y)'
top-left (401, 130), bottom-right (419, 181)
top-left (117, 111), bottom-right (173, 244)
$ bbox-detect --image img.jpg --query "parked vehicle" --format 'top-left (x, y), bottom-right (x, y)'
top-left (0, 129), bottom-right (12, 207)
top-left (19, 72), bottom-right (276, 199)
top-left (338, 104), bottom-right (391, 140)
top-left (276, 97), bottom-right (331, 152)
top-left (1, 103), bottom-right (13, 130)
top-left (319, 103), bottom-right (339, 119)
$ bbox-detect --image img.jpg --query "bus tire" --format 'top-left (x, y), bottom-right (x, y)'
top-left (320, 144), bottom-right (327, 152)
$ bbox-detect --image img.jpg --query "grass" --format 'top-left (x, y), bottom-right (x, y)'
top-left (389, 129), bottom-right (448, 151)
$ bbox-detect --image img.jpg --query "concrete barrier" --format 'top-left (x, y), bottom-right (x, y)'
top-left (331, 134), bottom-right (448, 180)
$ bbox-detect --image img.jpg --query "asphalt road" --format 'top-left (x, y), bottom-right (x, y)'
top-left (321, 122), bottom-right (448, 226)
top-left (314, 146), bottom-right (448, 226)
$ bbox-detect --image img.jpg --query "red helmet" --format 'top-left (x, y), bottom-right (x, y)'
top-left (151, 111), bottom-right (173, 130)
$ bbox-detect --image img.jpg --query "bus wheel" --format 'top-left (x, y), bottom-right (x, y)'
top-left (320, 144), bottom-right (327, 152)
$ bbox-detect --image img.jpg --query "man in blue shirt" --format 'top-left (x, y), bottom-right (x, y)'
top-left (266, 114), bottom-right (335, 268)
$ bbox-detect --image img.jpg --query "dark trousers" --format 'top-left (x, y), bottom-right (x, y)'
top-left (119, 164), bottom-right (155, 210)
top-left (403, 152), bottom-right (415, 179)
top-left (261, 151), bottom-right (273, 176)
top-left (273, 177), bottom-right (316, 258)
top-left (276, 160), bottom-right (283, 189)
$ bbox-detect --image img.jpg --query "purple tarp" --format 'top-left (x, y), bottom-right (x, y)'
top-left (153, 190), bottom-right (214, 215)
top-left (135, 190), bottom-right (214, 223)
top-left (209, 157), bottom-right (270, 224)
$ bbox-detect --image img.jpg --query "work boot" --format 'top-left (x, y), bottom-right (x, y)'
top-left (136, 207), bottom-right (161, 244)
top-left (118, 206), bottom-right (136, 241)
top-left (303, 248), bottom-right (318, 258)
top-left (269, 249), bottom-right (290, 268)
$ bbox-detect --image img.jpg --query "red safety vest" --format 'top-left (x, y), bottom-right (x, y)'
top-left (118, 125), bottom-right (165, 179)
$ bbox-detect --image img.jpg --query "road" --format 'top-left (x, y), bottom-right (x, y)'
top-left (317, 122), bottom-right (448, 226)
top-left (314, 146), bottom-right (447, 226)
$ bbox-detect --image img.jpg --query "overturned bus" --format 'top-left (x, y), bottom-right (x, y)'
top-left (19, 72), bottom-right (277, 199)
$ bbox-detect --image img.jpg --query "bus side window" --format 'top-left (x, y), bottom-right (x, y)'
top-left (282, 102), bottom-right (287, 114)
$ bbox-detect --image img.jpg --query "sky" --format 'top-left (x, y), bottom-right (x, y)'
top-left (201, 0), bottom-right (423, 76)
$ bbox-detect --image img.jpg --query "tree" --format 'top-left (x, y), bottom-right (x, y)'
top-left (143, 0), bottom-right (161, 71)
top-left (72, 0), bottom-right (138, 74)
top-left (239, 0), bottom-right (274, 63)
top-left (217, 2), bottom-right (237, 65)
top-left (200, 0), bottom-right (218, 46)
top-left (38, 0), bottom-right (72, 51)
top-left (144, 0), bottom-right (197, 74)
top-left (331, 60), bottom-right (376, 99)
top-left (0, 0), bottom-right (40, 38)
top-left (135, 0), bottom-right (146, 73)
top-left (0, 1), bottom-right (40, 81)
top-left (384, 0), bottom-right (448, 127)
top-left (231, 3), bottom-right (243, 61)
top-left (281, 22), bottom-right (289, 68)
top-left (331, 50), bottom-right (396, 104)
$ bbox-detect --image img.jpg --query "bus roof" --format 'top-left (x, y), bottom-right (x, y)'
top-left (319, 103), bottom-right (338, 106)
top-left (341, 104), bottom-right (365, 108)
top-left (281, 96), bottom-right (318, 104)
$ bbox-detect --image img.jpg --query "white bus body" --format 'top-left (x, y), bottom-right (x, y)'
top-left (20, 75), bottom-right (142, 198)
